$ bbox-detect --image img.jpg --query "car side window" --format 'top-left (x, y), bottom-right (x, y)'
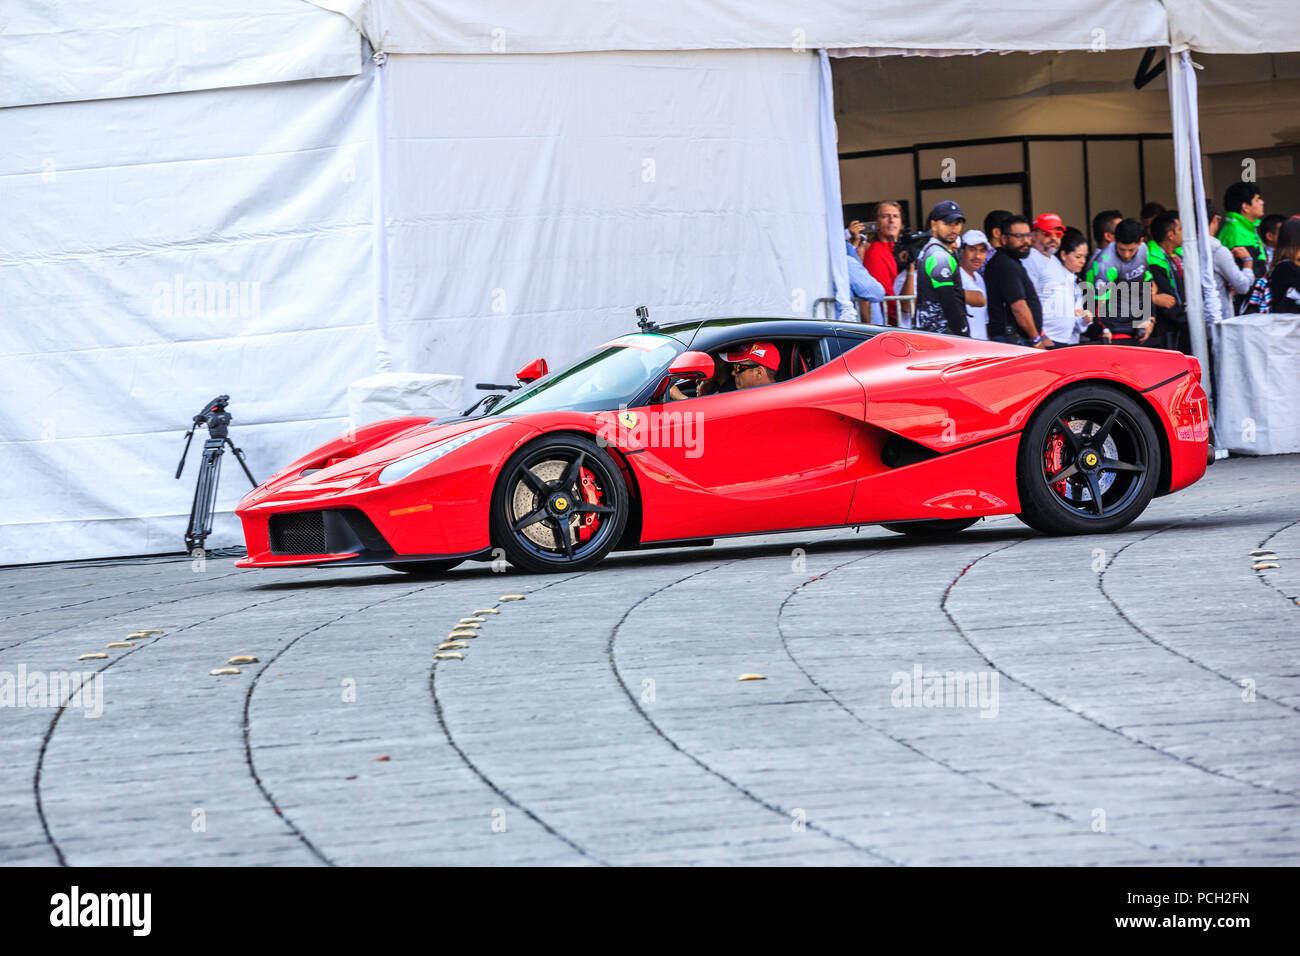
top-left (661, 338), bottom-right (828, 404)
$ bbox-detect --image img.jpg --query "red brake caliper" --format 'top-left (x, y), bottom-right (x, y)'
top-left (1046, 432), bottom-right (1068, 496)
top-left (577, 467), bottom-right (603, 542)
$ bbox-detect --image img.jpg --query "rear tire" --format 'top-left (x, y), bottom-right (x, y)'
top-left (383, 559), bottom-right (464, 575)
top-left (490, 434), bottom-right (629, 572)
top-left (880, 518), bottom-right (979, 537)
top-left (1015, 384), bottom-right (1161, 535)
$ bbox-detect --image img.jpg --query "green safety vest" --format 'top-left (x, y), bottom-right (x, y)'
top-left (1218, 211), bottom-right (1262, 259)
top-left (1146, 241), bottom-right (1183, 305)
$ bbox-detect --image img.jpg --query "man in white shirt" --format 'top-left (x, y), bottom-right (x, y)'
top-left (1203, 201), bottom-right (1254, 331)
top-left (958, 230), bottom-right (990, 340)
top-left (1024, 213), bottom-right (1064, 290)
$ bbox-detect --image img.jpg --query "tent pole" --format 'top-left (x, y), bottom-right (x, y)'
top-left (818, 50), bottom-right (851, 318)
top-left (371, 49), bottom-right (394, 372)
top-left (1165, 50), bottom-right (1212, 401)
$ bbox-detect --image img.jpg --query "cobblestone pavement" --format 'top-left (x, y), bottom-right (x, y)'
top-left (2, 454), bottom-right (1297, 866)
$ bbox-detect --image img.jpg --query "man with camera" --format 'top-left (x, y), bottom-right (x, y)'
top-left (914, 200), bottom-right (968, 336)
top-left (863, 201), bottom-right (912, 324)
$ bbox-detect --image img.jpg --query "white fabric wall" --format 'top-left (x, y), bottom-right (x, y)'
top-left (1, 47), bottom-right (834, 565)
top-left (380, 49), bottom-right (833, 388)
top-left (1216, 315), bottom-right (1300, 455)
top-left (0, 68), bottom-right (380, 564)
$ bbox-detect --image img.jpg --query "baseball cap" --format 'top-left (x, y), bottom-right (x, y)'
top-left (928, 200), bottom-right (966, 224)
top-left (720, 341), bottom-right (780, 372)
top-left (1033, 213), bottom-right (1065, 235)
top-left (961, 229), bottom-right (990, 248)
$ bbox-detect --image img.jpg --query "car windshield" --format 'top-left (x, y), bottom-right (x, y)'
top-left (486, 333), bottom-right (684, 416)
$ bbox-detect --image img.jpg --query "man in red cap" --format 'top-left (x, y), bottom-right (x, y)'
top-left (719, 341), bottom-right (780, 389)
top-left (1025, 213), bottom-right (1065, 290)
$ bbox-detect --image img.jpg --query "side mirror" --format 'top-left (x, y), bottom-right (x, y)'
top-left (652, 350), bottom-right (714, 400)
top-left (516, 358), bottom-right (548, 384)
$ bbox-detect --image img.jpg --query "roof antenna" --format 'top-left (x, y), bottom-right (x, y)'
top-left (636, 305), bottom-right (657, 332)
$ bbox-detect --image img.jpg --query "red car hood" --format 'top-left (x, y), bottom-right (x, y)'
top-left (241, 416), bottom-right (539, 506)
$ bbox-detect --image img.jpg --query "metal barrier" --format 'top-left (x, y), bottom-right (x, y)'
top-left (883, 294), bottom-right (917, 328)
top-left (812, 294), bottom-right (917, 327)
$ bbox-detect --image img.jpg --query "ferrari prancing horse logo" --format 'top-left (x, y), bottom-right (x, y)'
top-left (618, 410), bottom-right (638, 429)
top-left (1084, 452), bottom-right (1099, 467)
top-left (554, 497), bottom-right (569, 511)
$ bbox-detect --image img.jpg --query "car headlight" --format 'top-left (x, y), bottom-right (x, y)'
top-left (377, 422), bottom-right (511, 484)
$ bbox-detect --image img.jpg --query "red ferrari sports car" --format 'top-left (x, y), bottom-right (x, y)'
top-left (236, 316), bottom-right (1211, 573)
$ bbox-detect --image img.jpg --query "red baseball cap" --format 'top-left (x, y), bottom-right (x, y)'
top-left (1033, 213), bottom-right (1065, 235)
top-left (721, 341), bottom-right (780, 371)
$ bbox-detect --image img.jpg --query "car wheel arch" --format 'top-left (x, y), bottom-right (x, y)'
top-left (520, 426), bottom-right (644, 548)
top-left (1023, 376), bottom-right (1173, 497)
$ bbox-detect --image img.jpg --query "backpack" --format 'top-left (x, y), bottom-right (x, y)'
top-left (1238, 276), bottom-right (1271, 315)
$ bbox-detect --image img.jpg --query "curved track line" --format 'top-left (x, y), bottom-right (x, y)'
top-left (33, 592), bottom-right (296, 866)
top-left (1, 565), bottom-right (249, 653)
top-left (0, 563), bottom-right (243, 625)
top-left (773, 543), bottom-right (1190, 862)
top-left (606, 559), bottom-right (904, 866)
top-left (1097, 504), bottom-right (1300, 715)
top-left (243, 579), bottom-right (459, 867)
top-left (426, 573), bottom-right (604, 866)
top-left (942, 537), bottom-right (1300, 802)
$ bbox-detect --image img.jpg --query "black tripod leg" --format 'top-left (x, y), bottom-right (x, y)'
top-left (186, 440), bottom-right (225, 553)
top-left (227, 439), bottom-right (258, 487)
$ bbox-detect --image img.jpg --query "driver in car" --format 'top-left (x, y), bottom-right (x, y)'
top-left (667, 341), bottom-right (780, 400)
top-left (720, 342), bottom-right (780, 389)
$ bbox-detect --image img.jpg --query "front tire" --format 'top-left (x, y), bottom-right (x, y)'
top-left (1015, 384), bottom-right (1161, 535)
top-left (490, 434), bottom-right (629, 572)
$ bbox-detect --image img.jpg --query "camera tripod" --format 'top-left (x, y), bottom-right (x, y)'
top-left (175, 395), bottom-right (257, 553)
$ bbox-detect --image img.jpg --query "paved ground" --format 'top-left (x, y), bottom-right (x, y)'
top-left (2, 454), bottom-right (1297, 866)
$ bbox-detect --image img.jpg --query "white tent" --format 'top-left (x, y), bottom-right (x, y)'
top-left (1, 1), bottom-right (1291, 565)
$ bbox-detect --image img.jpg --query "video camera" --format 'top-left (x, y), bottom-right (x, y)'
top-left (185, 395), bottom-right (233, 445)
top-left (894, 231), bottom-right (932, 271)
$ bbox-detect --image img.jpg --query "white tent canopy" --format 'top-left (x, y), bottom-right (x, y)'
top-left (310, 0), bottom-right (1300, 56)
top-left (311, 0), bottom-right (1168, 53)
top-left (3, 0), bottom-right (360, 108)
top-left (1, 1), bottom-right (1289, 565)
top-left (1168, 1), bottom-right (1300, 54)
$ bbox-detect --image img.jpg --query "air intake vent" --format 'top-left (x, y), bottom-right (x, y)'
top-left (881, 435), bottom-right (942, 469)
top-left (268, 511), bottom-right (327, 554)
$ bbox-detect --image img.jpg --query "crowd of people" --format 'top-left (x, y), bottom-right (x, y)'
top-left (843, 182), bottom-right (1300, 354)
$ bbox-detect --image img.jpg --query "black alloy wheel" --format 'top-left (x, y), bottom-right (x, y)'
top-left (490, 434), bottom-right (629, 572)
top-left (1016, 384), bottom-right (1161, 535)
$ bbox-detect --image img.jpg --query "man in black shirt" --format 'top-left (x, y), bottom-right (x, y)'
top-left (983, 215), bottom-right (1047, 347)
top-left (1147, 210), bottom-right (1188, 352)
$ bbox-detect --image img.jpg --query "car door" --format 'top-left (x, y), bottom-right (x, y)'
top-left (620, 342), bottom-right (865, 542)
